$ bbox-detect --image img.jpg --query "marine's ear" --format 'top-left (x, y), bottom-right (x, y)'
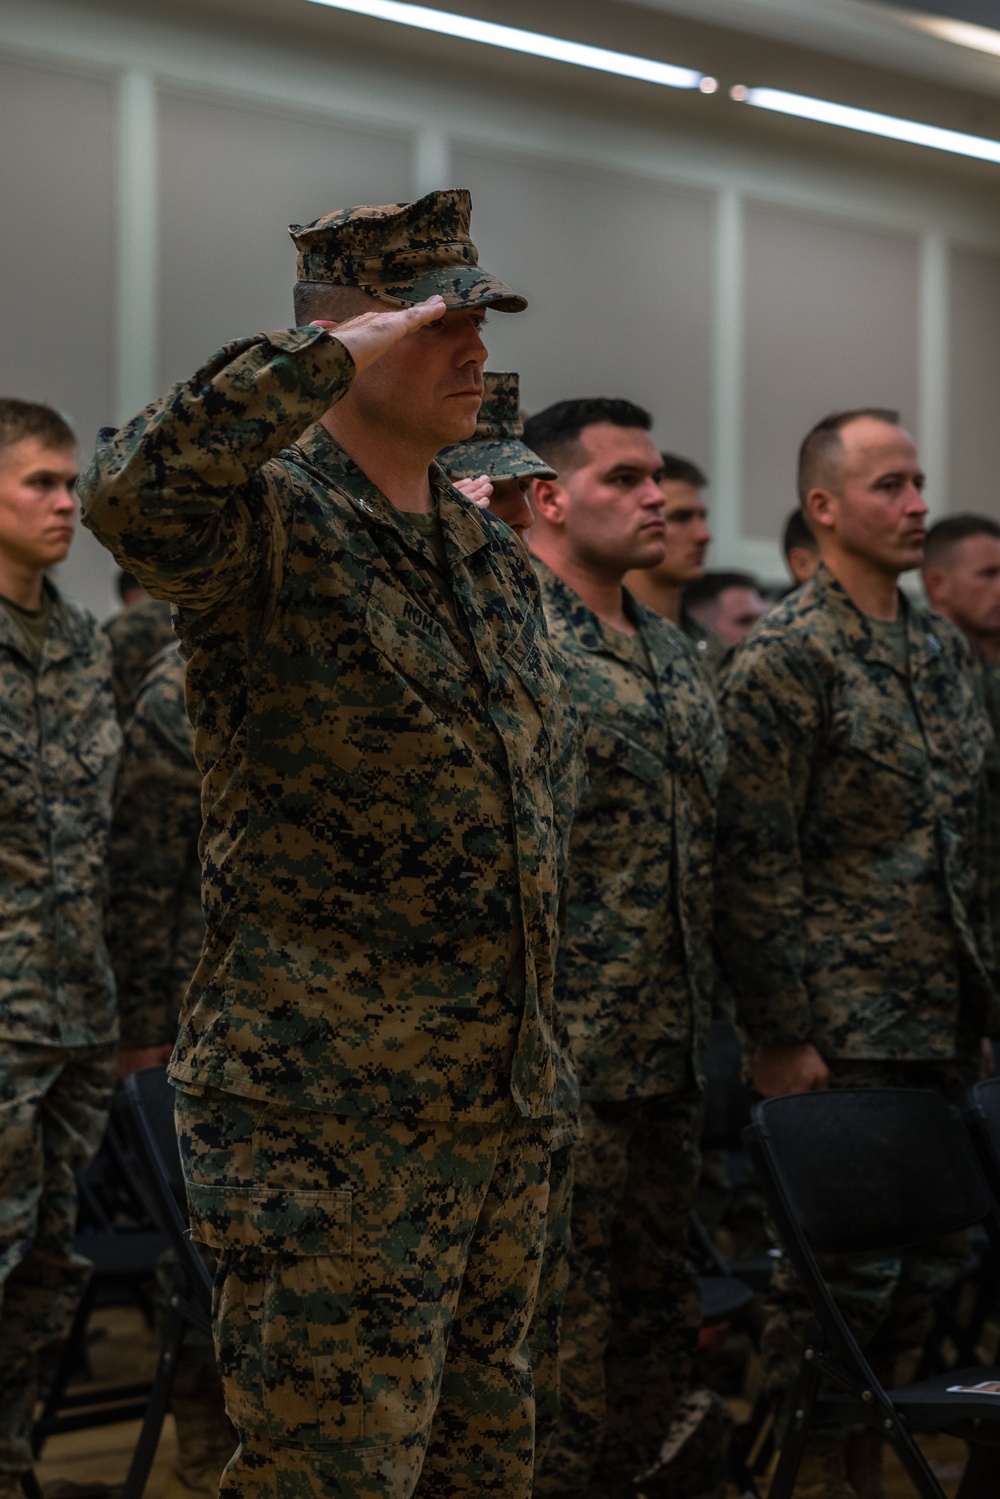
top-left (529, 477), bottom-right (568, 526)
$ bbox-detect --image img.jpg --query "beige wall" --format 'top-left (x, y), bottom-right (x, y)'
top-left (4, 0), bottom-right (1000, 616)
top-left (742, 203), bottom-right (921, 544)
top-left (949, 244), bottom-right (1000, 522)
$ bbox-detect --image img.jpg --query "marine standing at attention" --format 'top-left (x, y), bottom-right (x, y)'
top-left (439, 370), bottom-right (586, 1469)
top-left (0, 399), bottom-right (121, 1498)
top-left (715, 409), bottom-right (998, 1499)
top-left (79, 190), bottom-right (566, 1499)
top-left (524, 398), bottom-right (730, 1499)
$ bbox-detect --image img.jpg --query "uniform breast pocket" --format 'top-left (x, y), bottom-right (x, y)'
top-left (845, 707), bottom-right (926, 782)
top-left (586, 718), bottom-right (665, 790)
top-left (73, 717), bottom-right (123, 783)
top-left (364, 580), bottom-right (468, 709)
top-left (932, 704), bottom-right (992, 782)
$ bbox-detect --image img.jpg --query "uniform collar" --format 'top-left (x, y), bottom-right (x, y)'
top-left (0, 578), bottom-right (88, 669)
top-left (811, 562), bottom-right (944, 676)
top-left (533, 558), bottom-right (678, 674)
top-left (294, 421), bottom-right (492, 565)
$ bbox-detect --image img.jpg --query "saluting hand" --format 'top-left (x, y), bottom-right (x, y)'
top-left (311, 295), bottom-right (448, 374)
top-left (453, 474), bottom-right (493, 510)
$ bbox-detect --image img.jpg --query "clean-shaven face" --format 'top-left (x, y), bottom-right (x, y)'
top-left (0, 437), bottom-right (78, 571)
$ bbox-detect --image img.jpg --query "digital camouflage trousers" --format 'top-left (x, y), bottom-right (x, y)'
top-left (0, 1042), bottom-right (116, 1475)
top-left (535, 1088), bottom-right (730, 1499)
top-left (175, 1086), bottom-right (552, 1499)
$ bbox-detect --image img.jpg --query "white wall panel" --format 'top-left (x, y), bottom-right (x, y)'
top-left (742, 202), bottom-right (920, 547)
top-left (0, 59), bottom-right (118, 615)
top-left (452, 147), bottom-right (715, 470)
top-left (157, 92), bottom-right (411, 387)
top-left (949, 245), bottom-right (1000, 522)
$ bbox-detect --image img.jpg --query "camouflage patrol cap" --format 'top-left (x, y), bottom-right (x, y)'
top-left (440, 372), bottom-right (556, 482)
top-left (289, 188), bottom-right (526, 312)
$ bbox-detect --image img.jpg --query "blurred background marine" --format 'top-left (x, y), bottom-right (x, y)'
top-left (0, 399), bottom-right (121, 1499)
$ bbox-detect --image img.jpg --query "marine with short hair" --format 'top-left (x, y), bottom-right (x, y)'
top-left (923, 513), bottom-right (1000, 994)
top-left (715, 408), bottom-right (998, 1499)
top-left (0, 399), bottom-right (121, 1497)
top-left (623, 452), bottom-right (725, 671)
top-left (440, 371), bottom-right (585, 1470)
top-left (523, 396), bottom-right (730, 1499)
top-left (80, 189), bottom-right (565, 1499)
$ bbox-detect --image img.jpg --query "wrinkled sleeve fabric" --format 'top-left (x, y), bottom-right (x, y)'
top-left (79, 328), bottom-right (356, 614)
top-left (107, 681), bottom-right (202, 1049)
top-left (714, 636), bottom-right (825, 1046)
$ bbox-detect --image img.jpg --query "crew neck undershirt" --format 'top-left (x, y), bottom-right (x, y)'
top-left (0, 589), bottom-right (53, 669)
top-left (398, 507), bottom-right (447, 572)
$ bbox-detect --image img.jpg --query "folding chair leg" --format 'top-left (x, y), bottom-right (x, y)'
top-left (764, 1350), bottom-right (822, 1499)
top-left (884, 1424), bottom-right (947, 1499)
top-left (119, 1301), bottom-right (187, 1499)
top-left (20, 1471), bottom-right (43, 1499)
top-left (32, 1284), bottom-right (96, 1456)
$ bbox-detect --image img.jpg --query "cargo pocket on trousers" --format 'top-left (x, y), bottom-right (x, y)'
top-left (190, 1184), bottom-right (364, 1448)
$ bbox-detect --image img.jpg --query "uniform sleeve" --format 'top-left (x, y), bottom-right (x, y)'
top-left (714, 637), bottom-right (825, 1046)
top-left (107, 687), bottom-right (203, 1049)
top-left (79, 327), bottom-right (356, 613)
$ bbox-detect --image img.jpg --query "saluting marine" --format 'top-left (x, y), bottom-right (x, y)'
top-left (80, 190), bottom-right (566, 1499)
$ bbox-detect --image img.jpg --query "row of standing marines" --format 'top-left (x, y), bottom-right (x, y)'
top-left (1, 187), bottom-right (999, 1499)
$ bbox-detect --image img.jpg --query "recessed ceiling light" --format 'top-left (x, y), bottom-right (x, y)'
top-left (731, 85), bottom-right (1000, 166)
top-left (304, 0), bottom-right (711, 91)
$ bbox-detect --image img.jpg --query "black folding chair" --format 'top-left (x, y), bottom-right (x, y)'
top-left (745, 1089), bottom-right (1000, 1499)
top-left (31, 1131), bottom-right (168, 1461)
top-left (116, 1067), bottom-right (215, 1499)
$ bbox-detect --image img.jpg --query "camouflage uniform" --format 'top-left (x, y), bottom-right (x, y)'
top-left (108, 643), bottom-right (203, 1051)
top-left (979, 659), bottom-right (1000, 979)
top-left (715, 562), bottom-right (998, 1416)
top-left (0, 584), bottom-right (120, 1481)
top-left (681, 610), bottom-right (725, 679)
top-left (103, 593), bottom-right (176, 721)
top-left (440, 374), bottom-right (584, 1469)
top-left (532, 562), bottom-right (729, 1499)
top-left (80, 191), bottom-right (565, 1499)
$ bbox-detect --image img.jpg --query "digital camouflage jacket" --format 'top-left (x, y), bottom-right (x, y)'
top-left (534, 561), bottom-right (726, 1100)
top-left (108, 644), bottom-right (203, 1051)
top-left (80, 328), bottom-right (566, 1120)
top-left (716, 564), bottom-right (998, 1059)
top-left (0, 584), bottom-right (121, 1047)
top-left (104, 595), bottom-right (176, 722)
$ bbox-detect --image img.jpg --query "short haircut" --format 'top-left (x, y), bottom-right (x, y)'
top-left (523, 397), bottom-right (652, 477)
top-left (797, 407), bottom-right (901, 505)
top-left (782, 507), bottom-right (817, 558)
top-left (293, 280), bottom-right (375, 326)
top-left (117, 570), bottom-right (142, 602)
top-left (923, 513), bottom-right (1000, 569)
top-left (660, 452), bottom-right (708, 488)
top-left (0, 398), bottom-right (75, 458)
top-left (684, 569), bottom-right (759, 610)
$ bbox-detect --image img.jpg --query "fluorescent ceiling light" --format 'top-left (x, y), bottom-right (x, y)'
top-left (304, 0), bottom-right (716, 92)
top-left (902, 13), bottom-right (1000, 60)
top-left (732, 85), bottom-right (1000, 166)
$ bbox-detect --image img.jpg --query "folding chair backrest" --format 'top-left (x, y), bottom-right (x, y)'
top-left (749, 1089), bottom-right (990, 1256)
